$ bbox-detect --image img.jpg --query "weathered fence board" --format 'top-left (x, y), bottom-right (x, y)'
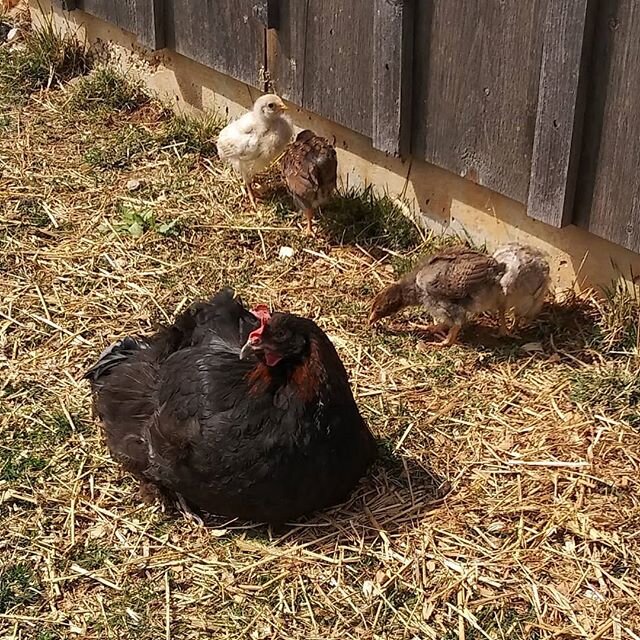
top-left (372, 0), bottom-right (414, 156)
top-left (136, 0), bottom-right (164, 51)
top-left (77, 0), bottom-right (137, 35)
top-left (574, 1), bottom-right (640, 252)
top-left (527, 0), bottom-right (596, 228)
top-left (164, 0), bottom-right (265, 88)
top-left (270, 0), bottom-right (374, 140)
top-left (413, 0), bottom-right (546, 204)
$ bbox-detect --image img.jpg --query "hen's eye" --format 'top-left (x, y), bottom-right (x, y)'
top-left (268, 102), bottom-right (275, 109)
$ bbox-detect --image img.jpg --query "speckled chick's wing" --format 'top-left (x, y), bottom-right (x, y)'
top-left (281, 131), bottom-right (337, 210)
top-left (416, 247), bottom-right (506, 301)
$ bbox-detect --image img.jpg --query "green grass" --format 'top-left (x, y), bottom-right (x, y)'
top-left (571, 364), bottom-right (640, 427)
top-left (0, 563), bottom-right (42, 614)
top-left (0, 16), bottom-right (89, 101)
top-left (158, 110), bottom-right (223, 156)
top-left (321, 184), bottom-right (423, 250)
top-left (597, 278), bottom-right (640, 352)
top-left (70, 65), bottom-right (149, 114)
top-left (0, 408), bottom-right (74, 482)
top-left (84, 124), bottom-right (156, 170)
top-left (101, 200), bottom-right (182, 238)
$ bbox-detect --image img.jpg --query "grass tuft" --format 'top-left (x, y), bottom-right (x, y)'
top-left (0, 563), bottom-right (41, 614)
top-left (69, 65), bottom-right (149, 113)
top-left (321, 184), bottom-right (424, 250)
top-left (596, 278), bottom-right (640, 353)
top-left (158, 110), bottom-right (223, 156)
top-left (0, 14), bottom-right (89, 101)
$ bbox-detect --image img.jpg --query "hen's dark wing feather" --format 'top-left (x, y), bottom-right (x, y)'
top-left (281, 131), bottom-right (337, 209)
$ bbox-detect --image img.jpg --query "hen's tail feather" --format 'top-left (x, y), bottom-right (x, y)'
top-left (84, 336), bottom-right (150, 382)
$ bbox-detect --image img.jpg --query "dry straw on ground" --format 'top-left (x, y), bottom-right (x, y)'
top-left (1, 24), bottom-right (640, 640)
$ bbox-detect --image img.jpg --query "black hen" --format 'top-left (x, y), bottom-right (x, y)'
top-left (85, 288), bottom-right (375, 524)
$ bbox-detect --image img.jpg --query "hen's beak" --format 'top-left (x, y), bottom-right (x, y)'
top-left (239, 340), bottom-right (255, 360)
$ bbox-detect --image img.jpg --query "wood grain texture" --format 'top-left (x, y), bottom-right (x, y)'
top-left (527, 0), bottom-right (596, 227)
top-left (54, 0), bottom-right (77, 10)
top-left (253, 0), bottom-right (279, 29)
top-left (373, 0), bottom-right (414, 156)
top-left (136, 0), bottom-right (165, 50)
top-left (78, 0), bottom-right (137, 33)
top-left (164, 0), bottom-right (265, 88)
top-left (413, 0), bottom-right (545, 204)
top-left (270, 0), bottom-right (374, 139)
top-left (574, 1), bottom-right (640, 252)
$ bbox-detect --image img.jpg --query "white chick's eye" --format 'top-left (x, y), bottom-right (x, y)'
top-left (268, 102), bottom-right (275, 109)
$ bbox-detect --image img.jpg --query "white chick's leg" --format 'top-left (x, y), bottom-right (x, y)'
top-left (303, 208), bottom-right (315, 236)
top-left (245, 182), bottom-right (259, 212)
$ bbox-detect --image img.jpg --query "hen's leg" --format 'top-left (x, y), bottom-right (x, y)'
top-left (176, 493), bottom-right (205, 527)
top-left (303, 208), bottom-right (315, 236)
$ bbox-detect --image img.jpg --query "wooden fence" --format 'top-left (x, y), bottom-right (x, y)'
top-left (58, 0), bottom-right (640, 254)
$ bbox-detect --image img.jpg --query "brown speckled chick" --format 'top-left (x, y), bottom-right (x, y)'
top-left (368, 246), bottom-right (506, 347)
top-left (492, 243), bottom-right (550, 333)
top-left (281, 129), bottom-right (337, 235)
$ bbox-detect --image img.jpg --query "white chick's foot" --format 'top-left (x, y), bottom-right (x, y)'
top-left (245, 184), bottom-right (259, 212)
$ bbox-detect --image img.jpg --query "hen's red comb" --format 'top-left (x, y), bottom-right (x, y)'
top-left (249, 305), bottom-right (271, 342)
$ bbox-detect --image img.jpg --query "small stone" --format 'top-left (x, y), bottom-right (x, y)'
top-left (6, 27), bottom-right (19, 43)
top-left (278, 246), bottom-right (295, 260)
top-left (522, 341), bottom-right (544, 353)
top-left (127, 178), bottom-right (141, 191)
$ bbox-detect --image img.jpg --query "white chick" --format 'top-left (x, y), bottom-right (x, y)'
top-left (217, 94), bottom-right (293, 210)
top-left (492, 243), bottom-right (551, 333)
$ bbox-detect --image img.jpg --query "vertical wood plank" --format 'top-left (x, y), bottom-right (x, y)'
top-left (253, 0), bottom-right (279, 29)
top-left (413, 1), bottom-right (545, 204)
top-left (54, 0), bottom-right (77, 10)
top-left (78, 0), bottom-right (137, 34)
top-left (574, 1), bottom-right (640, 252)
top-left (167, 0), bottom-right (265, 88)
top-left (372, 0), bottom-right (414, 156)
top-left (269, 0), bottom-right (374, 139)
top-left (527, 0), bottom-right (596, 227)
top-left (136, 0), bottom-right (164, 51)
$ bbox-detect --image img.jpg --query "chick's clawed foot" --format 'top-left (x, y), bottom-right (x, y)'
top-left (303, 208), bottom-right (315, 236)
top-left (418, 324), bottom-right (461, 349)
top-left (245, 183), bottom-right (259, 212)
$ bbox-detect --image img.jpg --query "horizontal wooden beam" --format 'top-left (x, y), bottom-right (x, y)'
top-left (527, 0), bottom-right (596, 227)
top-left (372, 0), bottom-right (414, 156)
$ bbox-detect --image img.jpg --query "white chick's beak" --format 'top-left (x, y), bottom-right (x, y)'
top-left (278, 101), bottom-right (288, 111)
